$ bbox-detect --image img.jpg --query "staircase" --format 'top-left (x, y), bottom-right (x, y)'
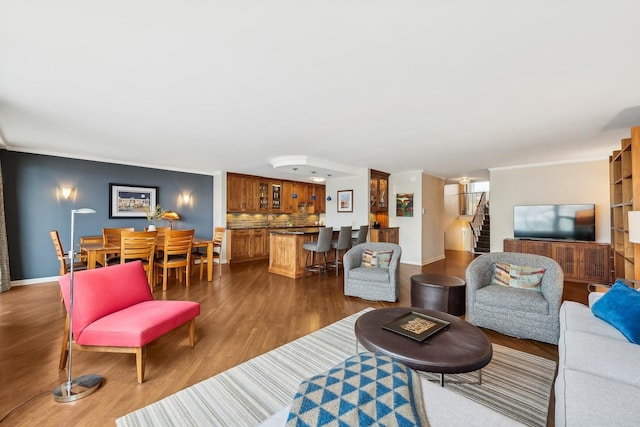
top-left (466, 192), bottom-right (490, 254)
top-left (474, 206), bottom-right (490, 254)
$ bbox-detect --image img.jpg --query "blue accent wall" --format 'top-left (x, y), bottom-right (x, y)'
top-left (1, 150), bottom-right (214, 280)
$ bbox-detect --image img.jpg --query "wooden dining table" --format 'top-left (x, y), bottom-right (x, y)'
top-left (80, 236), bottom-right (220, 282)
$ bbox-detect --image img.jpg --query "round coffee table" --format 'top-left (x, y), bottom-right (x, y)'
top-left (410, 274), bottom-right (466, 316)
top-left (355, 307), bottom-right (492, 386)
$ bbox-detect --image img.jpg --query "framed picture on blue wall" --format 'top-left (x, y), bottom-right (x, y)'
top-left (109, 183), bottom-right (158, 218)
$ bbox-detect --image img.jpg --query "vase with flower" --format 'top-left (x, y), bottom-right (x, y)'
top-left (145, 204), bottom-right (165, 231)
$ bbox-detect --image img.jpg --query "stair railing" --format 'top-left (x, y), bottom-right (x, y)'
top-left (469, 192), bottom-right (487, 250)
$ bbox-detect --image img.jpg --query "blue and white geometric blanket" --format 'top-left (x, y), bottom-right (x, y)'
top-left (286, 352), bottom-right (429, 426)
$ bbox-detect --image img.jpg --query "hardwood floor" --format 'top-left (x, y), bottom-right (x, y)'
top-left (0, 250), bottom-right (585, 426)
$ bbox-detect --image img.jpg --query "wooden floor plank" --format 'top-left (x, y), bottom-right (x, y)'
top-left (0, 250), bottom-right (583, 426)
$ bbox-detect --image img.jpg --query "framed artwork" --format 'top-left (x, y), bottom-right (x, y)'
top-left (109, 183), bottom-right (158, 218)
top-left (337, 190), bottom-right (353, 213)
top-left (382, 311), bottom-right (449, 342)
top-left (396, 193), bottom-right (414, 217)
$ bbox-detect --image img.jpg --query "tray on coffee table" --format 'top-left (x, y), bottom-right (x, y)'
top-left (382, 311), bottom-right (449, 342)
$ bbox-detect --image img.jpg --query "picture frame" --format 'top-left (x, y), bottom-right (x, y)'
top-left (337, 189), bottom-right (353, 213)
top-left (109, 183), bottom-right (158, 219)
top-left (396, 193), bottom-right (414, 217)
top-left (382, 311), bottom-right (450, 342)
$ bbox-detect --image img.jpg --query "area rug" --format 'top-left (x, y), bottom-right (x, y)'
top-left (116, 308), bottom-right (556, 427)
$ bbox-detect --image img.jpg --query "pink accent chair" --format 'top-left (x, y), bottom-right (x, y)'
top-left (58, 261), bottom-right (200, 383)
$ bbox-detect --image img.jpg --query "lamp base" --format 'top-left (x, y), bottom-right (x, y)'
top-left (53, 374), bottom-right (103, 403)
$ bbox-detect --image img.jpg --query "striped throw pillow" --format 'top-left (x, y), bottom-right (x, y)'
top-left (361, 249), bottom-right (377, 267)
top-left (491, 262), bottom-right (545, 291)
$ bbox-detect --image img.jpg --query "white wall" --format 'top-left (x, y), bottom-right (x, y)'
top-left (490, 159), bottom-right (610, 252)
top-left (444, 184), bottom-right (470, 251)
top-left (387, 170), bottom-right (445, 265)
top-left (389, 171), bottom-right (422, 265)
top-left (324, 169), bottom-right (369, 229)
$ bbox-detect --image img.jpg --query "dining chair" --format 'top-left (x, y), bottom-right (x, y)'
top-left (154, 229), bottom-right (195, 291)
top-left (78, 235), bottom-right (102, 263)
top-left (101, 227), bottom-right (134, 266)
top-left (148, 226), bottom-right (170, 258)
top-left (111, 230), bottom-right (157, 289)
top-left (50, 230), bottom-right (88, 276)
top-left (192, 226), bottom-right (225, 279)
top-left (329, 226), bottom-right (352, 276)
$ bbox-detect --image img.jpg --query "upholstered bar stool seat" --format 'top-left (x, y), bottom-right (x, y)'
top-left (303, 227), bottom-right (333, 277)
top-left (329, 226), bottom-right (352, 276)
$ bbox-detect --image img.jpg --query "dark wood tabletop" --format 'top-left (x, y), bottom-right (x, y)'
top-left (355, 307), bottom-right (492, 375)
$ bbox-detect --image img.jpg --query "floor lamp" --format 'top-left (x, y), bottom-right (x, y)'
top-left (53, 208), bottom-right (103, 403)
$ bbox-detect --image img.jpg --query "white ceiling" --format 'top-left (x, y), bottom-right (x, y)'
top-left (2, 1), bottom-right (640, 184)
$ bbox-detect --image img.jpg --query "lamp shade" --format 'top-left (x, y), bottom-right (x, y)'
top-left (162, 211), bottom-right (180, 221)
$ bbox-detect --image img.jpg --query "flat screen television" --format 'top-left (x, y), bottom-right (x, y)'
top-left (513, 204), bottom-right (596, 241)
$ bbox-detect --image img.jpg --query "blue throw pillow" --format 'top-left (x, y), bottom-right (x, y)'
top-left (591, 280), bottom-right (640, 344)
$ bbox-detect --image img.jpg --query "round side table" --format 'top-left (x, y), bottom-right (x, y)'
top-left (410, 274), bottom-right (466, 316)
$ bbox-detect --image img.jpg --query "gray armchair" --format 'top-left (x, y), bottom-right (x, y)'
top-left (466, 252), bottom-right (564, 344)
top-left (343, 243), bottom-right (402, 302)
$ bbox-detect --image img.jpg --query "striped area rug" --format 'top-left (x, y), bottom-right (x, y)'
top-left (117, 308), bottom-right (556, 427)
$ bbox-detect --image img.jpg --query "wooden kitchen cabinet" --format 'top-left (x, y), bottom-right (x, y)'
top-left (227, 229), bottom-right (269, 263)
top-left (503, 238), bottom-right (610, 284)
top-left (228, 172), bottom-right (324, 214)
top-left (369, 227), bottom-right (399, 244)
top-left (313, 184), bottom-right (325, 213)
top-left (281, 181), bottom-right (296, 213)
top-left (257, 179), bottom-right (282, 212)
top-left (227, 174), bottom-right (258, 212)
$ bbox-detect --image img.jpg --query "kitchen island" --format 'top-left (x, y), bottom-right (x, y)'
top-left (268, 228), bottom-right (326, 278)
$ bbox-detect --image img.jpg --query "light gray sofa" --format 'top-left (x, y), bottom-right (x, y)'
top-left (555, 294), bottom-right (640, 426)
top-left (343, 243), bottom-right (401, 302)
top-left (466, 252), bottom-right (564, 344)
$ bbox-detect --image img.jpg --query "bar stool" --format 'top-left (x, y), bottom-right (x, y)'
top-left (330, 226), bottom-right (352, 276)
top-left (303, 227), bottom-right (333, 277)
top-left (351, 225), bottom-right (368, 246)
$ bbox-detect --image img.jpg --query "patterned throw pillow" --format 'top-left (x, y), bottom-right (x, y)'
top-left (361, 249), bottom-right (394, 268)
top-left (490, 262), bottom-right (545, 291)
top-left (361, 249), bottom-right (377, 267)
top-left (376, 250), bottom-right (393, 269)
top-left (286, 352), bottom-right (429, 427)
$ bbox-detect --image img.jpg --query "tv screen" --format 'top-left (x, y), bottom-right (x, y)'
top-left (513, 204), bottom-right (596, 241)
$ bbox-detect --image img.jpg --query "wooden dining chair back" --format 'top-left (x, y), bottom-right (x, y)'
top-left (154, 229), bottom-right (194, 291)
top-left (150, 226), bottom-right (170, 257)
top-left (50, 230), bottom-right (87, 276)
top-left (118, 230), bottom-right (157, 288)
top-left (192, 226), bottom-right (225, 280)
top-left (101, 227), bottom-right (134, 266)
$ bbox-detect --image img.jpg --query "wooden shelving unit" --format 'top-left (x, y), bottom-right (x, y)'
top-left (609, 126), bottom-right (640, 287)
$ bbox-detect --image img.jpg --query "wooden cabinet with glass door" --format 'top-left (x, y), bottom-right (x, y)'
top-left (370, 170), bottom-right (390, 212)
top-left (257, 179), bottom-right (283, 212)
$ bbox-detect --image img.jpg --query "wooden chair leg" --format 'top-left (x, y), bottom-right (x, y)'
top-left (59, 315), bottom-right (70, 370)
top-left (188, 318), bottom-right (196, 347)
top-left (199, 258), bottom-right (205, 280)
top-left (162, 266), bottom-right (168, 291)
top-left (136, 346), bottom-right (146, 384)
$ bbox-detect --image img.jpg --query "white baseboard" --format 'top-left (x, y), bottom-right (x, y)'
top-left (12, 276), bottom-right (59, 286)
